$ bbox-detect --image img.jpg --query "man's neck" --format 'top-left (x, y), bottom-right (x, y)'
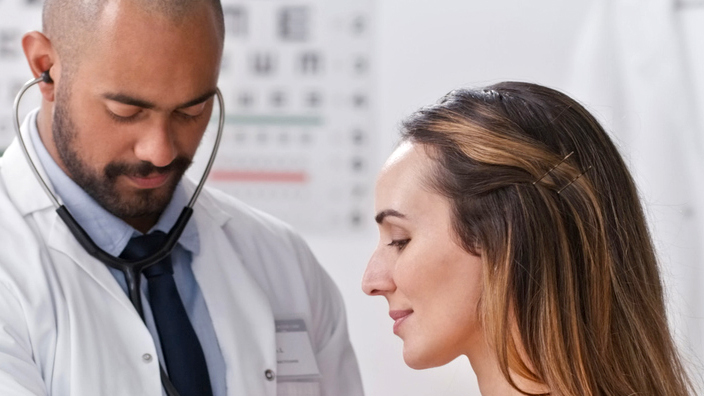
top-left (124, 215), bottom-right (160, 234)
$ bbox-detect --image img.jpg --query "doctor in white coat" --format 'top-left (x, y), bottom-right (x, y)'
top-left (0, 0), bottom-right (363, 395)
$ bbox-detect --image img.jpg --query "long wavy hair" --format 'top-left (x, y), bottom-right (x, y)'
top-left (401, 82), bottom-right (695, 396)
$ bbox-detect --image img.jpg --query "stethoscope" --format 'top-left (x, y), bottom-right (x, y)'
top-left (13, 71), bottom-right (225, 396)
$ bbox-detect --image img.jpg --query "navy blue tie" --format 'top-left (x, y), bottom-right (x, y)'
top-left (120, 231), bottom-right (213, 396)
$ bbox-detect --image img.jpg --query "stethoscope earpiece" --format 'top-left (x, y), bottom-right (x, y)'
top-left (41, 70), bottom-right (53, 84)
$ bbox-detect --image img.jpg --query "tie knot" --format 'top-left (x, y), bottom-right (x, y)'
top-left (120, 231), bottom-right (173, 277)
top-left (120, 231), bottom-right (168, 260)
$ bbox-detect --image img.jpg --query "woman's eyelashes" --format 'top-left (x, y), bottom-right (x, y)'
top-left (388, 239), bottom-right (410, 251)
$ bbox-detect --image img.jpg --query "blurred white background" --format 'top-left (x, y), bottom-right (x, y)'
top-left (1, 0), bottom-right (703, 394)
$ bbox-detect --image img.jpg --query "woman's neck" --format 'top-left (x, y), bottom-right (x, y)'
top-left (466, 337), bottom-right (549, 396)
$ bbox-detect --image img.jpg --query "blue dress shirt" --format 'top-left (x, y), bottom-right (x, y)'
top-left (29, 110), bottom-right (227, 396)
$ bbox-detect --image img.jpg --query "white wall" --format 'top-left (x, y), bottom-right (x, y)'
top-left (304, 1), bottom-right (595, 394)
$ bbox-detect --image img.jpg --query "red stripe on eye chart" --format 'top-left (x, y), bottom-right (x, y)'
top-left (209, 170), bottom-right (308, 183)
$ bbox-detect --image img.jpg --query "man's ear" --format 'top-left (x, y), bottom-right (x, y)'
top-left (22, 31), bottom-right (59, 102)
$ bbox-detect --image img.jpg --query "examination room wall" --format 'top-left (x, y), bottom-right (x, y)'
top-left (1, 1), bottom-right (703, 395)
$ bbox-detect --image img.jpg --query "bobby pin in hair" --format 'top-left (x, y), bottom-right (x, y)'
top-left (533, 151), bottom-right (574, 185)
top-left (557, 165), bottom-right (593, 194)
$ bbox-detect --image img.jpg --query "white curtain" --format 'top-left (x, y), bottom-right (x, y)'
top-left (567, 0), bottom-right (704, 379)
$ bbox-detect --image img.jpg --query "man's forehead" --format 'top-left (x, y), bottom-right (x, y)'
top-left (97, 0), bottom-right (220, 38)
top-left (74, 2), bottom-right (221, 78)
top-left (99, 0), bottom-right (122, 26)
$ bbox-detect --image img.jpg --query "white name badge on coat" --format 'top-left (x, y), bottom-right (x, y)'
top-left (275, 319), bottom-right (321, 396)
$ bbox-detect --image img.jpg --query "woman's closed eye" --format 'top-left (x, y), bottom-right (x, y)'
top-left (388, 239), bottom-right (410, 251)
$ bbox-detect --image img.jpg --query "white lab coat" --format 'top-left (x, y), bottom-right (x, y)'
top-left (0, 114), bottom-right (364, 396)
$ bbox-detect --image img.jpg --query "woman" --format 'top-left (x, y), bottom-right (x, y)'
top-left (362, 82), bottom-right (696, 396)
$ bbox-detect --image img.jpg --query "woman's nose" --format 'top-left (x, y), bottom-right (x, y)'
top-left (362, 250), bottom-right (396, 296)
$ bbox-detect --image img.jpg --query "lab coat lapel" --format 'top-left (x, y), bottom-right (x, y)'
top-left (46, 211), bottom-right (140, 316)
top-left (0, 109), bottom-right (55, 216)
top-left (192, 209), bottom-right (277, 396)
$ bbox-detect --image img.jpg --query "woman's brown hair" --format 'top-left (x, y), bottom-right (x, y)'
top-left (401, 82), bottom-right (695, 396)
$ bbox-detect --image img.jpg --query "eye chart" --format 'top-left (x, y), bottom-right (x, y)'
top-left (0, 0), bottom-right (376, 234)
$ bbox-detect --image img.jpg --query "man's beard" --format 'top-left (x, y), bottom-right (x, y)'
top-left (52, 93), bottom-right (192, 220)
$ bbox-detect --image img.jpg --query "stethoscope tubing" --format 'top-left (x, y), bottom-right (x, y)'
top-left (12, 77), bottom-right (61, 207)
top-left (13, 76), bottom-right (226, 396)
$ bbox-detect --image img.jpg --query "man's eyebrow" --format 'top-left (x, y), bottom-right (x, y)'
top-left (102, 93), bottom-right (155, 109)
top-left (177, 90), bottom-right (217, 109)
top-left (101, 89), bottom-right (217, 110)
top-left (375, 209), bottom-right (406, 224)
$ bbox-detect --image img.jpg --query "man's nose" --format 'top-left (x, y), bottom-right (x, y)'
top-left (362, 249), bottom-right (396, 296)
top-left (133, 117), bottom-right (177, 168)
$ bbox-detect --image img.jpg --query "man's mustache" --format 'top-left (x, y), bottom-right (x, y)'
top-left (104, 156), bottom-right (192, 180)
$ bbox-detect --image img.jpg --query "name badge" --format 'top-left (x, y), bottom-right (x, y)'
top-left (275, 319), bottom-right (321, 396)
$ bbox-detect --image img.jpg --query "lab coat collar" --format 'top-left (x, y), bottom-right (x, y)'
top-left (0, 108), bottom-right (57, 216)
top-left (183, 180), bottom-right (231, 228)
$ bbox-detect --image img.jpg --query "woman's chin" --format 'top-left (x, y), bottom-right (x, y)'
top-left (402, 346), bottom-right (454, 370)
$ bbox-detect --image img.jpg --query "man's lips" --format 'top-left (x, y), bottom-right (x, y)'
top-left (389, 309), bottom-right (413, 334)
top-left (124, 172), bottom-right (170, 189)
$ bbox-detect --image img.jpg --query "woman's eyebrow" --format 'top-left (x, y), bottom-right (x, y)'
top-left (375, 209), bottom-right (406, 224)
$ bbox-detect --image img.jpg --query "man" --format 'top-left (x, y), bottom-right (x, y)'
top-left (0, 0), bottom-right (363, 395)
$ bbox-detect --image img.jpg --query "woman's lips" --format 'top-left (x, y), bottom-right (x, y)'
top-left (389, 309), bottom-right (413, 334)
top-left (125, 172), bottom-right (170, 189)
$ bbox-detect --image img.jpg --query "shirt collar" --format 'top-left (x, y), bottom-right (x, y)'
top-left (29, 110), bottom-right (200, 257)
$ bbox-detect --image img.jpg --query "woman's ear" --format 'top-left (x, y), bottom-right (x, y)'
top-left (22, 31), bottom-right (58, 102)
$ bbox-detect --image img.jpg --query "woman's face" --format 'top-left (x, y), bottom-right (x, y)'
top-left (362, 141), bottom-right (485, 369)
